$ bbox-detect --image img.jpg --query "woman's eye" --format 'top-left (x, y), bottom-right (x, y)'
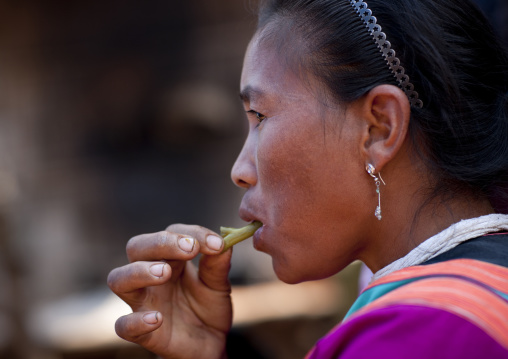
top-left (255, 112), bottom-right (266, 122)
top-left (248, 110), bottom-right (266, 124)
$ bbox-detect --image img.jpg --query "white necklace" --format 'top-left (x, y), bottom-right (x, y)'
top-left (371, 213), bottom-right (508, 282)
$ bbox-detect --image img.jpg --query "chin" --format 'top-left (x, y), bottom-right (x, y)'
top-left (275, 273), bottom-right (306, 285)
top-left (272, 255), bottom-right (351, 284)
top-left (271, 260), bottom-right (332, 285)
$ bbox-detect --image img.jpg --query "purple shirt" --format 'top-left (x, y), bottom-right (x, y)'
top-left (307, 304), bottom-right (508, 359)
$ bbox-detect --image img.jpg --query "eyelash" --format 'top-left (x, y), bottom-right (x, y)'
top-left (248, 110), bottom-right (267, 126)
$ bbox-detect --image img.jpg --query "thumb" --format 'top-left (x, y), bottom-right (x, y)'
top-left (198, 250), bottom-right (233, 292)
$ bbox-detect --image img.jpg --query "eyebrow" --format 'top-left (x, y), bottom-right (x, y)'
top-left (239, 86), bottom-right (264, 103)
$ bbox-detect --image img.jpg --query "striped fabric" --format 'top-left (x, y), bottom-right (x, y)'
top-left (306, 259), bottom-right (508, 358)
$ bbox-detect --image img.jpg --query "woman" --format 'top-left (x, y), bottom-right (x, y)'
top-left (107, 0), bottom-right (508, 358)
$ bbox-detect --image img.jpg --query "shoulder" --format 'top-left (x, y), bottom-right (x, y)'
top-left (307, 259), bottom-right (508, 359)
top-left (423, 233), bottom-right (508, 267)
top-left (307, 303), bottom-right (508, 359)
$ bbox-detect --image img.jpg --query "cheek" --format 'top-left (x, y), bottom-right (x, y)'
top-left (256, 123), bottom-right (319, 222)
top-left (255, 119), bottom-right (366, 237)
top-left (248, 110), bottom-right (371, 281)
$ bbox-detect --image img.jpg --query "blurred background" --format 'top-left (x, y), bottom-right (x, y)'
top-left (0, 1), bottom-right (506, 358)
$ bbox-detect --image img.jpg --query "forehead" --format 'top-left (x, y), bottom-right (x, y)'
top-left (240, 28), bottom-right (320, 105)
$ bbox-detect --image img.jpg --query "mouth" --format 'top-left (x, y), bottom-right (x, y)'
top-left (238, 204), bottom-right (260, 224)
top-left (238, 205), bottom-right (265, 247)
top-left (220, 221), bottom-right (263, 251)
top-left (252, 223), bottom-right (264, 247)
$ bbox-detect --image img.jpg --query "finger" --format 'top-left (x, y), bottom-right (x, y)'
top-left (115, 311), bottom-right (163, 343)
top-left (108, 261), bottom-right (171, 301)
top-left (166, 223), bottom-right (225, 255)
top-left (198, 250), bottom-right (233, 292)
top-left (126, 230), bottom-right (201, 262)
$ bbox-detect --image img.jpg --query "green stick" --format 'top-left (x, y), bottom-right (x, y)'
top-left (220, 221), bottom-right (263, 252)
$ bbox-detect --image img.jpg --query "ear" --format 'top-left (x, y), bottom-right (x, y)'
top-left (359, 84), bottom-right (411, 172)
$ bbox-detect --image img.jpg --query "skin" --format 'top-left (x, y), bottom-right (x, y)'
top-left (107, 25), bottom-right (494, 359)
top-left (233, 28), bottom-right (493, 283)
top-left (107, 224), bottom-right (232, 359)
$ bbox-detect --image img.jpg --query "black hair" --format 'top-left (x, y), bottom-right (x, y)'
top-left (256, 0), bottom-right (508, 212)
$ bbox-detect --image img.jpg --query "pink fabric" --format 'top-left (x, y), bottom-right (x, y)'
top-left (307, 304), bottom-right (508, 359)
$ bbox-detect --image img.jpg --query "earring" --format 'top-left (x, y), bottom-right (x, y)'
top-left (366, 164), bottom-right (386, 220)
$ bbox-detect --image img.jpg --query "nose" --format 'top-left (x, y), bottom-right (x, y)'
top-left (231, 133), bottom-right (257, 189)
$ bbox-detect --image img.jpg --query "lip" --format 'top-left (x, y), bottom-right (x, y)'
top-left (238, 202), bottom-right (260, 224)
top-left (238, 202), bottom-right (265, 249)
top-left (252, 224), bottom-right (264, 249)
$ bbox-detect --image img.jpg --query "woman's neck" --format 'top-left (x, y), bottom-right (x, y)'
top-left (361, 184), bottom-right (495, 273)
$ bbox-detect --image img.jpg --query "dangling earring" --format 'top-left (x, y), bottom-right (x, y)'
top-left (366, 164), bottom-right (386, 220)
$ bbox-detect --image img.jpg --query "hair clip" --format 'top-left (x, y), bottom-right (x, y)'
top-left (349, 0), bottom-right (423, 108)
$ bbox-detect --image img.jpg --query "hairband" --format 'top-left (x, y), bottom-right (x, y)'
top-left (349, 0), bottom-right (423, 108)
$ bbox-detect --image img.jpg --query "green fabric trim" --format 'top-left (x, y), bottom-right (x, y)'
top-left (495, 289), bottom-right (508, 301)
top-left (344, 277), bottom-right (508, 321)
top-left (344, 279), bottom-right (416, 320)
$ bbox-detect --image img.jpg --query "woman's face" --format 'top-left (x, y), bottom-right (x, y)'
top-left (232, 30), bottom-right (372, 283)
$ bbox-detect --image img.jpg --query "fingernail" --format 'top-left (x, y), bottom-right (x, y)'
top-left (150, 263), bottom-right (165, 277)
top-left (143, 312), bottom-right (159, 324)
top-left (206, 235), bottom-right (223, 251)
top-left (178, 236), bottom-right (195, 252)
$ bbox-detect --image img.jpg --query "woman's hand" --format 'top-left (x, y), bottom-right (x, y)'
top-left (107, 224), bottom-right (233, 359)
